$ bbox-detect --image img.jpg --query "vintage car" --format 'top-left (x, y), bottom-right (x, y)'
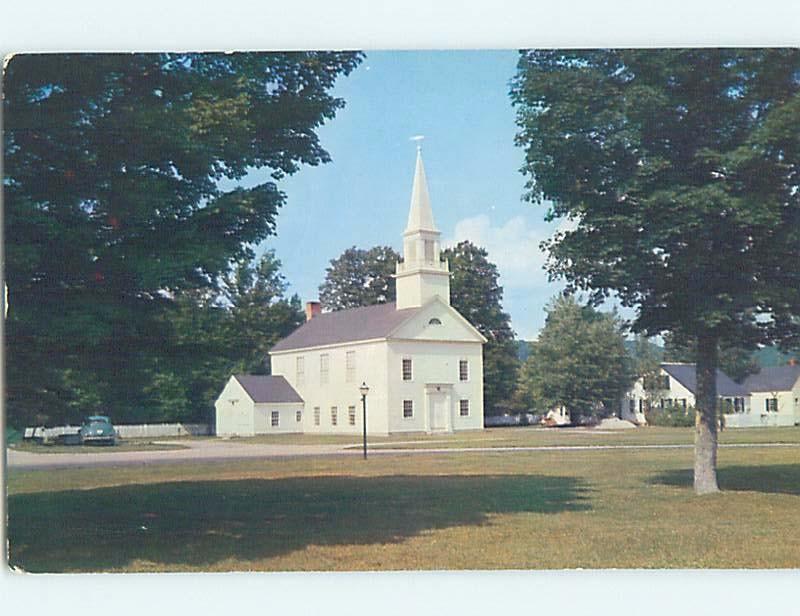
top-left (79, 415), bottom-right (118, 445)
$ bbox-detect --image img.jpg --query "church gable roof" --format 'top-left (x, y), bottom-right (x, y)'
top-left (233, 375), bottom-right (303, 403)
top-left (270, 302), bottom-right (421, 353)
top-left (389, 297), bottom-right (487, 343)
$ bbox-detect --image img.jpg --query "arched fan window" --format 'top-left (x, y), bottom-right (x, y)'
top-left (428, 318), bottom-right (442, 325)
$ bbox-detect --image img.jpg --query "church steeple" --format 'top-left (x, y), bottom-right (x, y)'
top-left (405, 147), bottom-right (438, 234)
top-left (395, 146), bottom-right (451, 310)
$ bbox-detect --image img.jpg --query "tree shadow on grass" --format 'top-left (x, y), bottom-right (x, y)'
top-left (651, 464), bottom-right (800, 496)
top-left (8, 474), bottom-right (590, 572)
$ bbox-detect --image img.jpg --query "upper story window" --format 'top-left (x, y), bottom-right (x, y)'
top-left (296, 356), bottom-right (305, 385)
top-left (320, 353), bottom-right (329, 385)
top-left (345, 350), bottom-right (356, 383)
top-left (459, 359), bottom-right (469, 382)
top-left (402, 358), bottom-right (413, 381)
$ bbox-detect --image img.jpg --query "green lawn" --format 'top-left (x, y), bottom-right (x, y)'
top-left (226, 425), bottom-right (800, 448)
top-left (7, 428), bottom-right (800, 572)
top-left (9, 439), bottom-right (188, 454)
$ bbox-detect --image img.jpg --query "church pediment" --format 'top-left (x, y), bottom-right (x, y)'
top-left (387, 297), bottom-right (486, 343)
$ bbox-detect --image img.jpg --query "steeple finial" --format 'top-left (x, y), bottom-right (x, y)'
top-left (405, 139), bottom-right (438, 233)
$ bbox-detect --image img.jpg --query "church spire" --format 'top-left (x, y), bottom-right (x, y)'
top-left (405, 146), bottom-right (438, 234)
top-left (395, 144), bottom-right (450, 309)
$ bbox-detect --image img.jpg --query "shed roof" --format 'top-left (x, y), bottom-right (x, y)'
top-left (661, 363), bottom-right (748, 397)
top-left (270, 302), bottom-right (420, 353)
top-left (234, 375), bottom-right (303, 404)
top-left (742, 365), bottom-right (800, 393)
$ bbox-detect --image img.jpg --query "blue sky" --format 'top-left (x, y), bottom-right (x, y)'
top-left (247, 50), bottom-right (569, 339)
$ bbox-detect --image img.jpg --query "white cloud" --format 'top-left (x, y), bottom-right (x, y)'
top-left (444, 214), bottom-right (555, 290)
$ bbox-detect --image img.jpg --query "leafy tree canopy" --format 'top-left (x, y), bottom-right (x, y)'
top-left (4, 52), bottom-right (362, 426)
top-left (512, 49), bottom-right (800, 493)
top-left (319, 245), bottom-right (399, 311)
top-left (518, 295), bottom-right (630, 422)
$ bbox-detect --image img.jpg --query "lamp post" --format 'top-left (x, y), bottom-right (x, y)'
top-left (359, 382), bottom-right (369, 459)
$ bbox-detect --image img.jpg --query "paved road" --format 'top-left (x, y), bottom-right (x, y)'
top-left (7, 438), bottom-right (800, 470)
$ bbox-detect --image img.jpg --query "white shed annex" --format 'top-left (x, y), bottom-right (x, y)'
top-left (215, 375), bottom-right (304, 437)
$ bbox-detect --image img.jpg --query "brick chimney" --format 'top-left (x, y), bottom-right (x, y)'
top-left (305, 301), bottom-right (322, 322)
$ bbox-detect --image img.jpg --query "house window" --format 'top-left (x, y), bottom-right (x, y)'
top-left (271, 411), bottom-right (279, 427)
top-left (296, 410), bottom-right (302, 423)
top-left (402, 358), bottom-right (413, 381)
top-left (460, 399), bottom-right (470, 417)
top-left (346, 351), bottom-right (356, 383)
top-left (403, 400), bottom-right (413, 418)
top-left (766, 398), bottom-right (778, 413)
top-left (331, 406), bottom-right (338, 426)
top-left (424, 239), bottom-right (434, 262)
top-left (320, 353), bottom-right (329, 385)
top-left (314, 407), bottom-right (320, 426)
top-left (733, 398), bottom-right (744, 413)
top-left (296, 356), bottom-right (305, 385)
top-left (459, 359), bottom-right (469, 382)
top-left (628, 399), bottom-right (636, 414)
top-left (348, 405), bottom-right (356, 426)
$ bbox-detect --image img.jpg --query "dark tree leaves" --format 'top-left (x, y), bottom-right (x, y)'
top-left (319, 245), bottom-right (400, 311)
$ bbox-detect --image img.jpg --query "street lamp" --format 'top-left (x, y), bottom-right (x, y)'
top-left (359, 382), bottom-right (369, 459)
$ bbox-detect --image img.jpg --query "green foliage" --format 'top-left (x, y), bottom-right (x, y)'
top-left (443, 241), bottom-right (520, 415)
top-left (518, 295), bottom-right (631, 421)
top-left (663, 332), bottom-right (760, 383)
top-left (645, 404), bottom-right (697, 427)
top-left (4, 52), bottom-right (361, 427)
top-left (511, 49), bottom-right (800, 348)
top-left (319, 245), bottom-right (399, 310)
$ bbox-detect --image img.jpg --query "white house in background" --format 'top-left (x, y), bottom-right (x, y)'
top-left (737, 363), bottom-right (800, 428)
top-left (215, 148), bottom-right (486, 436)
top-left (215, 375), bottom-right (304, 436)
top-left (621, 362), bottom-right (749, 425)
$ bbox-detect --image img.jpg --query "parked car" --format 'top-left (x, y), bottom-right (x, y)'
top-left (79, 415), bottom-right (118, 445)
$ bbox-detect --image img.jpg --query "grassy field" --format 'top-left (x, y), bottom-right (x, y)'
top-left (9, 439), bottom-right (189, 454)
top-left (7, 427), bottom-right (800, 572)
top-left (221, 425), bottom-right (800, 448)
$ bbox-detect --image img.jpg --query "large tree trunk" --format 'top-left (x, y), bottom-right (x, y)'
top-left (694, 332), bottom-right (720, 494)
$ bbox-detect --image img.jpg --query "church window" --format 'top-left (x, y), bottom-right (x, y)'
top-left (459, 359), bottom-right (469, 381)
top-left (320, 354), bottom-right (329, 384)
top-left (346, 351), bottom-right (356, 383)
top-left (296, 356), bottom-right (305, 385)
top-left (424, 239), bottom-right (434, 262)
top-left (402, 358), bottom-right (413, 381)
top-left (403, 400), bottom-right (413, 418)
top-left (314, 407), bottom-right (320, 426)
top-left (331, 406), bottom-right (338, 426)
top-left (348, 405), bottom-right (356, 425)
top-left (428, 318), bottom-right (442, 325)
top-left (460, 399), bottom-right (470, 417)
top-left (271, 411), bottom-right (279, 427)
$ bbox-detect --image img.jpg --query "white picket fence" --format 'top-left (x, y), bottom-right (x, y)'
top-left (23, 422), bottom-right (210, 441)
top-left (115, 423), bottom-right (210, 438)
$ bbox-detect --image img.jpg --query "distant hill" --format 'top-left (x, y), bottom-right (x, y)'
top-left (516, 338), bottom-right (796, 369)
top-left (753, 346), bottom-right (799, 368)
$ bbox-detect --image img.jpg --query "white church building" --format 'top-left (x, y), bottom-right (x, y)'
top-left (215, 149), bottom-right (486, 436)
